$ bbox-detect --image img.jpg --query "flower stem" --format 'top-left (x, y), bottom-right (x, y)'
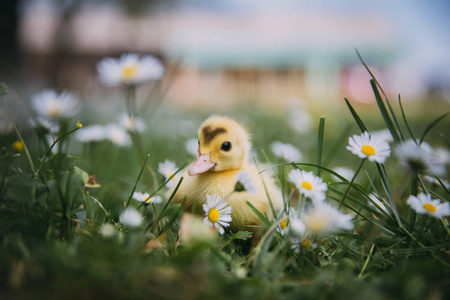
top-left (35, 125), bottom-right (81, 176)
top-left (409, 170), bottom-right (419, 230)
top-left (1, 96), bottom-right (35, 174)
top-left (339, 159), bottom-right (366, 210)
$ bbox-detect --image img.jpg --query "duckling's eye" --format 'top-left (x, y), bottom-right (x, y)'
top-left (221, 142), bottom-right (232, 152)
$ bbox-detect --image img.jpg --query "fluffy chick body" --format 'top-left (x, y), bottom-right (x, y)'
top-left (171, 116), bottom-right (283, 231)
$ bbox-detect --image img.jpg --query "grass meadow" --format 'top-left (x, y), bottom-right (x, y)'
top-left (0, 57), bottom-right (450, 300)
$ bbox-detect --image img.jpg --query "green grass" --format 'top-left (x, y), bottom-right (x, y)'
top-left (0, 73), bottom-right (450, 300)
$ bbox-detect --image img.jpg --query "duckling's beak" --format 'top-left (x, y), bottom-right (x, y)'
top-left (188, 153), bottom-right (215, 176)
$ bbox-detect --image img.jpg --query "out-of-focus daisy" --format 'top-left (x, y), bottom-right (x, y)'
top-left (234, 170), bottom-right (258, 194)
top-left (302, 201), bottom-right (354, 234)
top-left (202, 194), bottom-right (232, 235)
top-left (434, 147), bottom-right (450, 167)
top-left (347, 132), bottom-right (391, 163)
top-left (407, 193), bottom-right (450, 219)
top-left (395, 140), bottom-right (445, 176)
top-left (75, 125), bottom-right (106, 142)
top-left (119, 207), bottom-right (143, 227)
top-left (132, 192), bottom-right (162, 204)
top-left (158, 160), bottom-right (180, 189)
top-left (287, 216), bottom-right (305, 238)
top-left (29, 117), bottom-right (60, 134)
top-left (31, 90), bottom-right (79, 119)
top-left (119, 114), bottom-right (146, 132)
top-left (288, 169), bottom-right (327, 202)
top-left (99, 223), bottom-right (117, 238)
top-left (368, 193), bottom-right (389, 213)
top-left (179, 213), bottom-right (218, 245)
top-left (97, 53), bottom-right (164, 86)
top-left (288, 109), bottom-right (314, 134)
top-left (271, 141), bottom-right (302, 162)
top-left (372, 129), bottom-right (394, 143)
top-left (185, 138), bottom-right (199, 157)
top-left (105, 124), bottom-right (131, 147)
top-left (332, 167), bottom-right (355, 181)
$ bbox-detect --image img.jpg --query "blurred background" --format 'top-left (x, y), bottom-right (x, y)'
top-left (1, 0), bottom-right (450, 110)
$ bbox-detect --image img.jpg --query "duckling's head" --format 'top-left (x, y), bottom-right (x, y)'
top-left (188, 116), bottom-right (251, 176)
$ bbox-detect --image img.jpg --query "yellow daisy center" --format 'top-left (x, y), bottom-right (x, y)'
top-left (208, 208), bottom-right (220, 223)
top-left (301, 181), bottom-right (313, 190)
top-left (122, 65), bottom-right (137, 80)
top-left (301, 238), bottom-right (311, 249)
top-left (167, 172), bottom-right (175, 181)
top-left (423, 203), bottom-right (437, 213)
top-left (280, 218), bottom-right (288, 230)
top-left (361, 145), bottom-right (376, 156)
top-left (48, 106), bottom-right (61, 117)
top-left (144, 197), bottom-right (152, 203)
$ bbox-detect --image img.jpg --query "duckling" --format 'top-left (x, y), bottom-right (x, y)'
top-left (171, 115), bottom-right (283, 232)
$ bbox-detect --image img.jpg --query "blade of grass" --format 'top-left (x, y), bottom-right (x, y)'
top-left (317, 116), bottom-right (325, 176)
top-left (398, 94), bottom-right (417, 142)
top-left (419, 112), bottom-right (449, 145)
top-left (125, 154), bottom-right (150, 208)
top-left (245, 201), bottom-right (272, 228)
top-left (344, 98), bottom-right (368, 133)
top-left (370, 79), bottom-right (401, 143)
top-left (358, 244), bottom-right (375, 277)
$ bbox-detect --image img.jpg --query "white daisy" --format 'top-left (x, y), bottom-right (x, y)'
top-left (347, 131), bottom-right (391, 163)
top-left (235, 171), bottom-right (258, 194)
top-left (158, 160), bottom-right (180, 189)
top-left (407, 193), bottom-right (450, 219)
top-left (302, 201), bottom-right (354, 234)
top-left (185, 138), bottom-right (199, 157)
top-left (31, 90), bottom-right (79, 119)
top-left (288, 169), bottom-right (327, 202)
top-left (288, 109), bottom-right (314, 134)
top-left (333, 167), bottom-right (355, 181)
top-left (105, 124), bottom-right (131, 147)
top-left (368, 193), bottom-right (389, 213)
top-left (75, 124), bottom-right (106, 142)
top-left (132, 192), bottom-right (162, 204)
top-left (372, 129), bottom-right (394, 143)
top-left (276, 208), bottom-right (298, 236)
top-left (202, 194), bottom-right (232, 235)
top-left (97, 53), bottom-right (164, 86)
top-left (119, 207), bottom-right (143, 227)
top-left (395, 140), bottom-right (445, 176)
top-left (119, 114), bottom-right (146, 132)
top-left (29, 117), bottom-right (60, 134)
top-left (271, 141), bottom-right (302, 162)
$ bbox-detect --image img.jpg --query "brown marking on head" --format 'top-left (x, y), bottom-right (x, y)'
top-left (202, 125), bottom-right (227, 145)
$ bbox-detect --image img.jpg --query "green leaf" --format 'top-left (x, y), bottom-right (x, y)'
top-left (230, 231), bottom-right (253, 241)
